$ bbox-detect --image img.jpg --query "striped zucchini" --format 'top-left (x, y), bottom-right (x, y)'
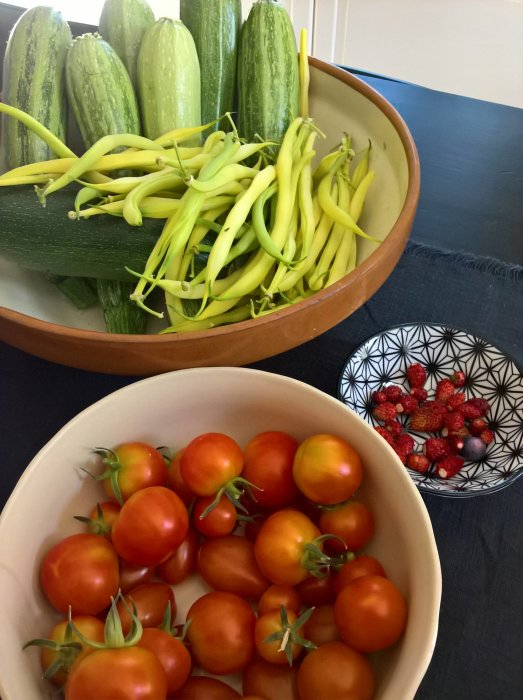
top-left (98, 0), bottom-right (155, 90)
top-left (0, 6), bottom-right (72, 171)
top-left (180, 0), bottom-right (241, 133)
top-left (238, 0), bottom-right (299, 157)
top-left (137, 18), bottom-right (201, 142)
top-left (65, 33), bottom-right (141, 150)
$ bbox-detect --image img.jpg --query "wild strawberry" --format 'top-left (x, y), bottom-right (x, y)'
top-left (374, 425), bottom-right (395, 446)
top-left (441, 412), bottom-right (466, 436)
top-left (406, 453), bottom-right (431, 474)
top-left (447, 434), bottom-right (466, 453)
top-left (395, 433), bottom-right (415, 453)
top-left (385, 419), bottom-right (403, 437)
top-left (409, 401), bottom-right (447, 432)
top-left (395, 393), bottom-right (419, 415)
top-left (372, 402), bottom-right (397, 422)
top-left (480, 429), bottom-right (495, 445)
top-left (449, 370), bottom-right (466, 387)
top-left (446, 392), bottom-right (466, 411)
top-left (423, 437), bottom-right (452, 462)
top-left (435, 378), bottom-right (455, 403)
top-left (410, 386), bottom-right (429, 402)
top-left (458, 397), bottom-right (490, 420)
top-left (468, 418), bottom-right (489, 436)
top-left (437, 455), bottom-right (465, 479)
top-left (371, 389), bottom-right (387, 404)
top-left (406, 363), bottom-right (427, 389)
top-left (383, 385), bottom-right (403, 403)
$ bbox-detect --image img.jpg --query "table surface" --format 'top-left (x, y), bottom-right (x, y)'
top-left (1, 62), bottom-right (523, 700)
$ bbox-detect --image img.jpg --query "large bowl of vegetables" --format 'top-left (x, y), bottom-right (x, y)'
top-left (0, 2), bottom-right (419, 375)
top-left (0, 367), bottom-right (440, 700)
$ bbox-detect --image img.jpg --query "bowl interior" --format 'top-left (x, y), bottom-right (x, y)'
top-left (0, 368), bottom-right (440, 700)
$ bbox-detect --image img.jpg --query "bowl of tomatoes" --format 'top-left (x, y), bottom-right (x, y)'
top-left (0, 367), bottom-right (441, 699)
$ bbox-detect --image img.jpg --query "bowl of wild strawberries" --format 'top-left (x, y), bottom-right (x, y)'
top-left (338, 322), bottom-right (523, 497)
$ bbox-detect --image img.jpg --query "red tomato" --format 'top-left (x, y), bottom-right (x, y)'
top-left (97, 441), bottom-right (168, 504)
top-left (111, 486), bottom-right (189, 567)
top-left (334, 575), bottom-right (408, 653)
top-left (253, 509), bottom-right (323, 586)
top-left (118, 561), bottom-right (156, 594)
top-left (172, 676), bottom-right (241, 700)
top-left (116, 581), bottom-right (176, 636)
top-left (39, 533), bottom-right (119, 615)
top-left (254, 608), bottom-right (304, 665)
top-left (293, 434), bottom-right (363, 505)
top-left (197, 535), bottom-right (270, 600)
top-left (64, 646), bottom-right (167, 700)
top-left (158, 528), bottom-right (199, 585)
top-left (242, 431), bottom-right (299, 509)
top-left (258, 584), bottom-right (301, 615)
top-left (34, 615), bottom-right (105, 687)
top-left (186, 591), bottom-right (256, 675)
top-left (332, 554), bottom-right (387, 596)
top-left (302, 605), bottom-right (340, 647)
top-left (318, 500), bottom-right (375, 553)
top-left (296, 641), bottom-right (374, 700)
top-left (180, 432), bottom-right (244, 497)
top-left (242, 657), bottom-right (300, 700)
top-left (297, 574), bottom-right (335, 607)
top-left (78, 501), bottom-right (121, 541)
top-left (193, 494), bottom-right (237, 537)
top-left (167, 449), bottom-right (196, 506)
top-left (138, 628), bottom-right (192, 695)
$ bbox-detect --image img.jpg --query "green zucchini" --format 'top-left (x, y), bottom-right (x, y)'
top-left (65, 32), bottom-right (141, 150)
top-left (180, 0), bottom-right (241, 134)
top-left (0, 6), bottom-right (72, 172)
top-left (98, 0), bottom-right (155, 90)
top-left (237, 0), bottom-right (299, 158)
top-left (137, 18), bottom-right (201, 142)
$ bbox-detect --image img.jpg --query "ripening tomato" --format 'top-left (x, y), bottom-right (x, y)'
top-left (167, 449), bottom-right (196, 506)
top-left (242, 431), bottom-right (299, 510)
top-left (257, 584), bottom-right (301, 616)
top-left (254, 608), bottom-right (305, 665)
top-left (39, 533), bottom-right (119, 615)
top-left (138, 628), bottom-right (192, 695)
top-left (180, 432), bottom-right (244, 496)
top-left (296, 641), bottom-right (374, 700)
top-left (171, 676), bottom-right (241, 700)
top-left (96, 441), bottom-right (169, 504)
top-left (292, 434), bottom-right (363, 505)
top-left (193, 494), bottom-right (238, 537)
top-left (186, 591), bottom-right (256, 675)
top-left (253, 509), bottom-right (323, 586)
top-left (197, 535), bottom-right (270, 600)
top-left (64, 646), bottom-right (167, 700)
top-left (77, 501), bottom-right (121, 541)
top-left (302, 605), bottom-right (340, 647)
top-left (242, 657), bottom-right (300, 700)
top-left (297, 574), bottom-right (335, 607)
top-left (118, 561), bottom-right (156, 594)
top-left (318, 499), bottom-right (375, 553)
top-left (158, 528), bottom-right (199, 585)
top-left (111, 486), bottom-right (189, 567)
top-left (332, 554), bottom-right (387, 595)
top-left (116, 581), bottom-right (176, 636)
top-left (334, 575), bottom-right (408, 653)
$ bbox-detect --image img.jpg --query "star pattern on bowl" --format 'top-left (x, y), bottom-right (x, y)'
top-left (338, 323), bottom-right (523, 497)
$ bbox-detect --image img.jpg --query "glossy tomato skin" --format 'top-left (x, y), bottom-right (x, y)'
top-left (138, 628), bottom-right (192, 695)
top-left (180, 432), bottom-right (244, 496)
top-left (111, 486), bottom-right (189, 567)
top-left (296, 641), bottom-right (374, 700)
top-left (334, 574), bottom-right (408, 653)
top-left (302, 605), bottom-right (341, 647)
top-left (167, 449), bottom-right (196, 506)
top-left (332, 554), bottom-right (387, 596)
top-left (84, 501), bottom-right (121, 540)
top-left (293, 434), bottom-right (363, 505)
top-left (118, 561), bottom-right (156, 594)
top-left (186, 591), bottom-right (256, 675)
top-left (254, 608), bottom-right (304, 664)
top-left (116, 581), bottom-right (176, 636)
top-left (193, 494), bottom-right (237, 537)
top-left (242, 431), bottom-right (300, 510)
top-left (171, 676), bottom-right (241, 700)
top-left (197, 535), bottom-right (270, 600)
top-left (297, 574), bottom-right (335, 607)
top-left (318, 499), bottom-right (375, 554)
top-left (101, 441), bottom-right (168, 503)
top-left (257, 584), bottom-right (301, 615)
top-left (39, 533), bottom-right (119, 615)
top-left (254, 509), bottom-right (321, 586)
top-left (242, 657), bottom-right (300, 700)
top-left (64, 646), bottom-right (167, 700)
top-left (158, 528), bottom-right (199, 585)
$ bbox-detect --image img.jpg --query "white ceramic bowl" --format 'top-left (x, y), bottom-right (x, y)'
top-left (0, 368), bottom-right (440, 699)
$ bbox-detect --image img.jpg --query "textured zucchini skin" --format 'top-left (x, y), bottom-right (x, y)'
top-left (98, 0), bottom-right (155, 89)
top-left (180, 0), bottom-right (241, 133)
top-left (65, 33), bottom-right (141, 150)
top-left (0, 6), bottom-right (72, 171)
top-left (0, 186), bottom-right (160, 281)
top-left (137, 18), bottom-right (201, 142)
top-left (237, 0), bottom-right (299, 157)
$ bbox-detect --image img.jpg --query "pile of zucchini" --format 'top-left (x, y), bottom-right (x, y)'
top-left (0, 0), bottom-right (377, 335)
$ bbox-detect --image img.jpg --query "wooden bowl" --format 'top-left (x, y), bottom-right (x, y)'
top-left (0, 58), bottom-right (420, 375)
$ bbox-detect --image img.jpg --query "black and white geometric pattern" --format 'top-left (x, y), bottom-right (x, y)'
top-left (338, 323), bottom-right (523, 497)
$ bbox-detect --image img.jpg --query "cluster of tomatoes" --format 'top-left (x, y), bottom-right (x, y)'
top-left (31, 430), bottom-right (408, 700)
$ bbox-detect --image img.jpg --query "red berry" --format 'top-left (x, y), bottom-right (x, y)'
top-left (374, 425), bottom-right (395, 446)
top-left (423, 437), bottom-right (452, 462)
top-left (406, 453), bottom-right (431, 474)
top-left (437, 455), bottom-right (465, 479)
top-left (395, 433), bottom-right (415, 453)
top-left (458, 397), bottom-right (490, 420)
top-left (385, 419), bottom-right (403, 437)
top-left (435, 378), bottom-right (455, 403)
top-left (383, 385), bottom-right (403, 403)
top-left (441, 412), bottom-right (466, 436)
top-left (447, 434), bottom-right (465, 453)
top-left (410, 387), bottom-right (429, 402)
top-left (371, 389), bottom-right (387, 404)
top-left (395, 393), bottom-right (419, 415)
top-left (409, 401), bottom-right (447, 432)
top-left (449, 370), bottom-right (466, 387)
top-left (446, 392), bottom-right (466, 411)
top-left (372, 402), bottom-right (398, 422)
top-left (479, 429), bottom-right (495, 445)
top-left (469, 418), bottom-right (489, 436)
top-left (406, 363), bottom-right (427, 389)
